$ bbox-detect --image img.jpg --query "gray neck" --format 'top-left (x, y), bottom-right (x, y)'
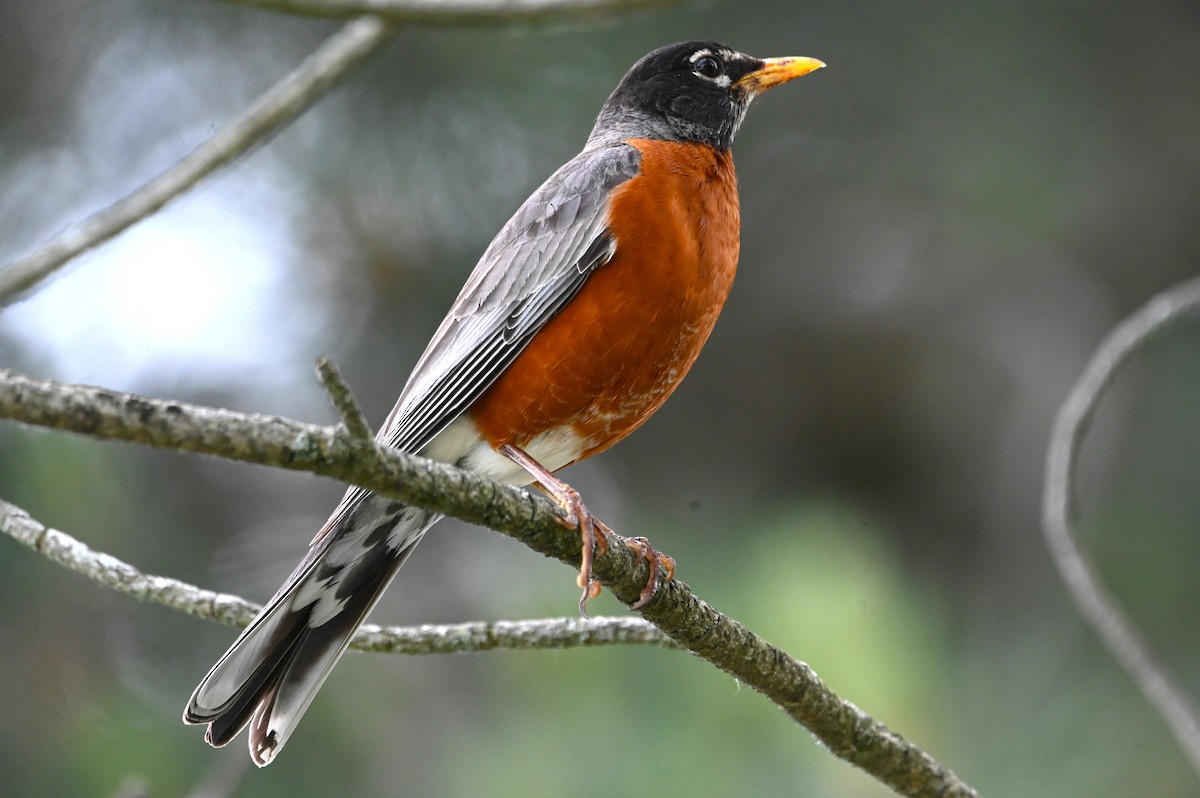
top-left (585, 106), bottom-right (677, 147)
top-left (585, 101), bottom-right (751, 151)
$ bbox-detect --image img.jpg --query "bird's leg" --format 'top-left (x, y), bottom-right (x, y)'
top-left (498, 444), bottom-right (609, 617)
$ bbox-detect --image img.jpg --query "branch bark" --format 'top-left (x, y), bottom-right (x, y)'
top-left (0, 367), bottom-right (979, 798)
top-left (1043, 275), bottom-right (1200, 778)
top-left (215, 0), bottom-right (675, 23)
top-left (315, 355), bottom-right (374, 440)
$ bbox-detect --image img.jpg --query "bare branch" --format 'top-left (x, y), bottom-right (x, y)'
top-left (1043, 275), bottom-right (1200, 778)
top-left (0, 16), bottom-right (394, 306)
top-left (315, 356), bottom-right (373, 440)
top-left (353, 614), bottom-right (676, 653)
top-left (0, 368), bottom-right (978, 798)
top-left (0, 0), bottom-right (677, 307)
top-left (0, 496), bottom-right (669, 653)
top-left (213, 0), bottom-right (676, 23)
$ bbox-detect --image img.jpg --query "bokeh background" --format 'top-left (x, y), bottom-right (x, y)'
top-left (2, 0), bottom-right (1199, 795)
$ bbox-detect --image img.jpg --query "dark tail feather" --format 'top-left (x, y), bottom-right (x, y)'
top-left (184, 493), bottom-right (434, 765)
top-left (201, 611), bottom-right (307, 748)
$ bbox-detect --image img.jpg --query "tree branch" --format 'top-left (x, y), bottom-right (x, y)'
top-left (0, 496), bottom-right (669, 653)
top-left (0, 367), bottom-right (978, 798)
top-left (0, 16), bottom-right (394, 306)
top-left (215, 0), bottom-right (675, 23)
top-left (1043, 275), bottom-right (1200, 778)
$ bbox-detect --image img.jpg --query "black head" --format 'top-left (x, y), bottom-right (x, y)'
top-left (589, 41), bottom-right (824, 151)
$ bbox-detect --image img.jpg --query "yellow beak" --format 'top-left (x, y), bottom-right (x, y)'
top-left (735, 56), bottom-right (826, 95)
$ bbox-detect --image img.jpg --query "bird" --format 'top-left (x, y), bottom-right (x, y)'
top-left (184, 40), bottom-right (824, 766)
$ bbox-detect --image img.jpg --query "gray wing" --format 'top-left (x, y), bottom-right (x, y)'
top-left (380, 142), bottom-right (642, 454)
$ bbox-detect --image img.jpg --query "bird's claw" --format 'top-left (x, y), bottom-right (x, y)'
top-left (624, 536), bottom-right (676, 610)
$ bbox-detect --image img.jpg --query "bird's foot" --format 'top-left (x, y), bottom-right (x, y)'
top-left (623, 536), bottom-right (676, 610)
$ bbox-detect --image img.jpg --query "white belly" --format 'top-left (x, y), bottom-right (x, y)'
top-left (420, 416), bottom-right (589, 485)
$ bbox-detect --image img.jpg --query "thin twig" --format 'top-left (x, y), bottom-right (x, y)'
top-left (0, 16), bottom-right (395, 306)
top-left (0, 368), bottom-right (979, 798)
top-left (1043, 275), bottom-right (1200, 779)
top-left (214, 0), bottom-right (675, 24)
top-left (0, 497), bottom-right (671, 653)
top-left (315, 356), bottom-right (373, 439)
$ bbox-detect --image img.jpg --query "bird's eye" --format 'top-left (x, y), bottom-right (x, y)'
top-left (693, 55), bottom-right (723, 79)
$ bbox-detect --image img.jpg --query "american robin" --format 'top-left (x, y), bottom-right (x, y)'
top-left (184, 40), bottom-right (823, 765)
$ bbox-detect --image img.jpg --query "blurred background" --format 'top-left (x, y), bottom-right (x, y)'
top-left (2, 0), bottom-right (1199, 795)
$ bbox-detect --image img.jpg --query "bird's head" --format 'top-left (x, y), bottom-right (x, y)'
top-left (591, 40), bottom-right (825, 150)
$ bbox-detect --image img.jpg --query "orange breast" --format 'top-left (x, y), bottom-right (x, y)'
top-left (468, 138), bottom-right (740, 464)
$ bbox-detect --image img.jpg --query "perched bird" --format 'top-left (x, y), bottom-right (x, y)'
top-left (184, 40), bottom-right (824, 766)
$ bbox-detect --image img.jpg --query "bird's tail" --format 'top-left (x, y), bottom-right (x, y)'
top-left (184, 490), bottom-right (436, 766)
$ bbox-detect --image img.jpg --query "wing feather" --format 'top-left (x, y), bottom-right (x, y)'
top-left (382, 143), bottom-right (641, 454)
